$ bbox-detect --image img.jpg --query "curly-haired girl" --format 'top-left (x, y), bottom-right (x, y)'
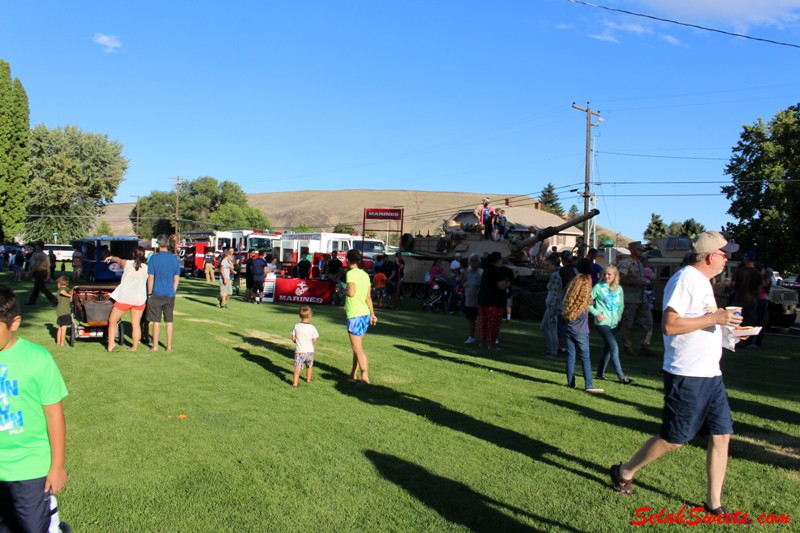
top-left (562, 259), bottom-right (604, 393)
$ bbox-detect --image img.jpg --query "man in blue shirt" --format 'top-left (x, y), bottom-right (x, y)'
top-left (147, 235), bottom-right (181, 351)
top-left (251, 250), bottom-right (268, 304)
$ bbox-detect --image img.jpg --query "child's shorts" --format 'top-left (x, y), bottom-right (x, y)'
top-left (372, 286), bottom-right (386, 299)
top-left (0, 477), bottom-right (51, 532)
top-left (294, 352), bottom-right (315, 369)
top-left (57, 314), bottom-right (71, 327)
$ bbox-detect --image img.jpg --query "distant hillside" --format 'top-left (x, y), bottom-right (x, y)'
top-left (99, 190), bottom-right (632, 244)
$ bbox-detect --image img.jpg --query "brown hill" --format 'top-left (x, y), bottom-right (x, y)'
top-left (100, 190), bottom-right (630, 243)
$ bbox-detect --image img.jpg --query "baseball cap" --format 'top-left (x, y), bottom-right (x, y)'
top-left (744, 251), bottom-right (756, 260)
top-left (691, 231), bottom-right (739, 254)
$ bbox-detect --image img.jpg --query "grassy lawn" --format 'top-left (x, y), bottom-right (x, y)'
top-left (6, 272), bottom-right (799, 532)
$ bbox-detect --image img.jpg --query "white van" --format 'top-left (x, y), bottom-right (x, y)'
top-left (44, 244), bottom-right (75, 262)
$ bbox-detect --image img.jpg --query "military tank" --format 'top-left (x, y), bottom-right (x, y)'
top-left (398, 209), bottom-right (600, 317)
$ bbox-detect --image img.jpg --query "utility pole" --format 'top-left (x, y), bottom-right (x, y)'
top-left (572, 102), bottom-right (602, 244)
top-left (131, 195), bottom-right (140, 237)
top-left (173, 176), bottom-right (183, 247)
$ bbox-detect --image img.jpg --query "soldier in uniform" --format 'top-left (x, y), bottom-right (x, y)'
top-left (617, 241), bottom-right (654, 356)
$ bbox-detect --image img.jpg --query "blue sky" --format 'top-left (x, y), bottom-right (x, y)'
top-left (2, 0), bottom-right (799, 240)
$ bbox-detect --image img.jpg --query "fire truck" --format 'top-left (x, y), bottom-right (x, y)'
top-left (180, 230), bottom-right (281, 277)
top-left (273, 232), bottom-right (386, 273)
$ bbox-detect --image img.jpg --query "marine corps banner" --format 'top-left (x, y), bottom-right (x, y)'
top-left (273, 278), bottom-right (335, 305)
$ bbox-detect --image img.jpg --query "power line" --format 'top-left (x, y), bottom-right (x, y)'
top-left (598, 151), bottom-right (728, 161)
top-left (567, 0), bottom-right (800, 49)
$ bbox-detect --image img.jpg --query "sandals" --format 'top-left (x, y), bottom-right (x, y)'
top-left (610, 464), bottom-right (634, 495)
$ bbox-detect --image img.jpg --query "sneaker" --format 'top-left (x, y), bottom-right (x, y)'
top-left (464, 337), bottom-right (476, 344)
top-left (595, 375), bottom-right (607, 381)
top-left (619, 376), bottom-right (633, 385)
top-left (495, 339), bottom-right (500, 345)
top-left (585, 387), bottom-right (605, 394)
top-left (610, 464), bottom-right (634, 494)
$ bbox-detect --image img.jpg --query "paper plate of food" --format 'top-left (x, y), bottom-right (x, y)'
top-left (729, 326), bottom-right (761, 337)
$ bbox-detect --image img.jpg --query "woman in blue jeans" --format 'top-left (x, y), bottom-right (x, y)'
top-left (591, 265), bottom-right (632, 384)
top-left (562, 259), bottom-right (604, 394)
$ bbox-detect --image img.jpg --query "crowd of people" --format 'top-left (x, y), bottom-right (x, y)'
top-left (0, 227), bottom-right (776, 528)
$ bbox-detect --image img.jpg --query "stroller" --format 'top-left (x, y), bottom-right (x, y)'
top-left (69, 286), bottom-right (124, 347)
top-left (423, 275), bottom-right (462, 314)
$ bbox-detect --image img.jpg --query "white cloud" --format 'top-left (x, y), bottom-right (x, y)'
top-left (660, 34), bottom-right (683, 46)
top-left (633, 0), bottom-right (800, 30)
top-left (555, 23), bottom-right (574, 30)
top-left (589, 29), bottom-right (620, 43)
top-left (602, 19), bottom-right (651, 35)
top-left (93, 33), bottom-right (122, 53)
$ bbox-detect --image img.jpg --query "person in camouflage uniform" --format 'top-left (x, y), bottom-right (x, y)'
top-left (617, 241), bottom-right (654, 356)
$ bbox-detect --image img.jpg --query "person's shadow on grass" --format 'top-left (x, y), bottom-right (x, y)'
top-left (394, 343), bottom-right (557, 386)
top-left (596, 393), bottom-right (800, 470)
top-left (182, 296), bottom-right (221, 308)
top-left (234, 346), bottom-right (291, 384)
top-left (322, 367), bottom-right (612, 489)
top-left (364, 450), bottom-right (581, 533)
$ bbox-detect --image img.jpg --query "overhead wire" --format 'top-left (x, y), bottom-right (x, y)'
top-left (566, 0), bottom-right (800, 49)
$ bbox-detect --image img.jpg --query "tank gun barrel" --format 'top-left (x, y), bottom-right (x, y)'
top-left (534, 209), bottom-right (600, 243)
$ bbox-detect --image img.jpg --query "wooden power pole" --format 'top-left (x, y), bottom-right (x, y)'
top-left (173, 176), bottom-right (183, 247)
top-left (572, 102), bottom-right (602, 244)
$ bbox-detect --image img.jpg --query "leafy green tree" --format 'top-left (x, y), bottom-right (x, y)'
top-left (95, 220), bottom-right (114, 235)
top-left (567, 204), bottom-right (579, 219)
top-left (723, 104), bottom-right (800, 272)
top-left (644, 213), bottom-right (668, 245)
top-left (291, 223), bottom-right (311, 233)
top-left (666, 218), bottom-right (705, 238)
top-left (133, 177), bottom-right (270, 238)
top-left (0, 59), bottom-right (29, 242)
top-left (26, 125), bottom-right (127, 242)
top-left (539, 183), bottom-right (564, 218)
top-left (678, 218), bottom-right (705, 238)
top-left (597, 232), bottom-right (615, 246)
top-left (333, 223), bottom-right (356, 233)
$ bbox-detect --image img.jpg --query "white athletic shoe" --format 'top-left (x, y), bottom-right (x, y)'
top-left (464, 337), bottom-right (476, 344)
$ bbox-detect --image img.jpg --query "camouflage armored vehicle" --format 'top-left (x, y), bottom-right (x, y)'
top-left (647, 236), bottom-right (797, 329)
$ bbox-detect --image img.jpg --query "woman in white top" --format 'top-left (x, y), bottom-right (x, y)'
top-left (106, 246), bottom-right (149, 352)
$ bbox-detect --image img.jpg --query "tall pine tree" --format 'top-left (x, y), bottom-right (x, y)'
top-left (539, 182), bottom-right (565, 218)
top-left (0, 60), bottom-right (29, 242)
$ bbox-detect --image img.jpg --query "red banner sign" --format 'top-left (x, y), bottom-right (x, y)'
top-left (364, 208), bottom-right (403, 220)
top-left (273, 278), bottom-right (335, 305)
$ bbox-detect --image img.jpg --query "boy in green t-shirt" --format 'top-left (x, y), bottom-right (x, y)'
top-left (0, 284), bottom-right (69, 532)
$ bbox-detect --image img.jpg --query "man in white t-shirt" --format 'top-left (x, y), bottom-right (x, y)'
top-left (610, 231), bottom-right (750, 521)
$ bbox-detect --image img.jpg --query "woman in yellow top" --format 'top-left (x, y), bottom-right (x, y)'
top-left (345, 250), bottom-right (378, 384)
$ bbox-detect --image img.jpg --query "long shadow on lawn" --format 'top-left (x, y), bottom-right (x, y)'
top-left (540, 397), bottom-right (800, 471)
top-left (365, 451), bottom-right (580, 533)
top-left (231, 333), bottom-right (344, 386)
top-left (324, 369), bottom-right (620, 491)
top-left (395, 344), bottom-right (556, 386)
top-left (182, 296), bottom-right (220, 308)
top-left (235, 346), bottom-right (291, 385)
top-left (597, 394), bottom-right (800, 470)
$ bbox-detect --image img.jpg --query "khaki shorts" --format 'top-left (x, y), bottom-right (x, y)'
top-left (220, 279), bottom-right (233, 296)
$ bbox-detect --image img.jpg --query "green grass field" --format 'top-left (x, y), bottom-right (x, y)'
top-left (6, 272), bottom-right (799, 532)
